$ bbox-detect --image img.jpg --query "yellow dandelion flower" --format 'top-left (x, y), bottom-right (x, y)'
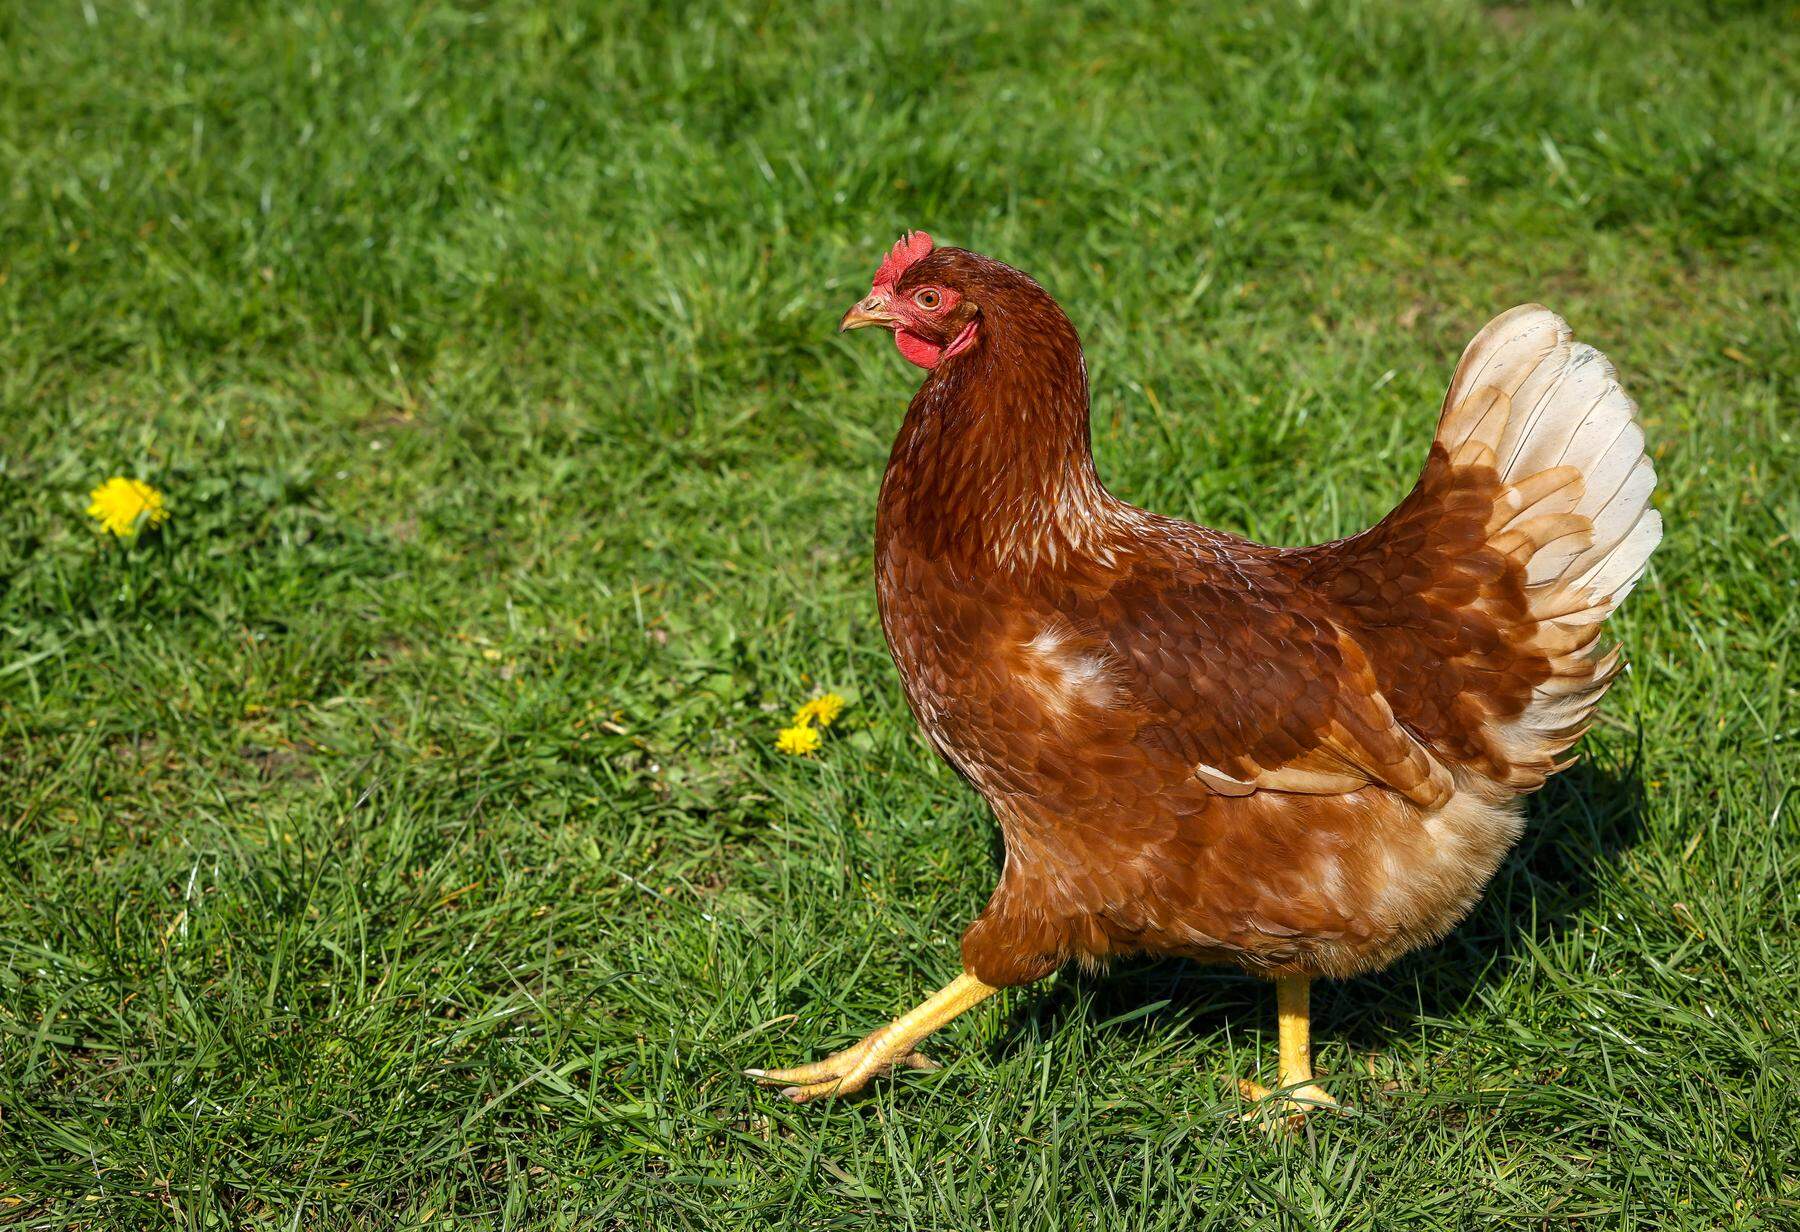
top-left (87, 477), bottom-right (169, 538)
top-left (776, 724), bottom-right (822, 756)
top-left (792, 692), bottom-right (846, 729)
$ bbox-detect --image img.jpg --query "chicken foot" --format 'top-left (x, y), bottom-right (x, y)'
top-left (1238, 974), bottom-right (1339, 1127)
top-left (747, 972), bottom-right (998, 1103)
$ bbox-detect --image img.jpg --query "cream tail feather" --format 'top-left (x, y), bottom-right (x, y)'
top-left (1437, 304), bottom-right (1663, 788)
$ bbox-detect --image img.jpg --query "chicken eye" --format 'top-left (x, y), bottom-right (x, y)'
top-left (913, 289), bottom-right (941, 310)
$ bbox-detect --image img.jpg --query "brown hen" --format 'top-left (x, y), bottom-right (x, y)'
top-left (748, 234), bottom-right (1661, 1118)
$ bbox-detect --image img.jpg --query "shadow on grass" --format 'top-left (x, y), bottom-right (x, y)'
top-left (988, 751), bottom-right (1649, 1071)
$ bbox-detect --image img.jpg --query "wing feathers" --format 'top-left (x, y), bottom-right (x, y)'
top-left (1151, 306), bottom-right (1659, 807)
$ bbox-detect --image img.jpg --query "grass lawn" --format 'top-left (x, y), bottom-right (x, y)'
top-left (2, 0), bottom-right (1796, 1226)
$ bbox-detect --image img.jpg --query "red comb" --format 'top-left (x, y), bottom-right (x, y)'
top-left (872, 231), bottom-right (934, 288)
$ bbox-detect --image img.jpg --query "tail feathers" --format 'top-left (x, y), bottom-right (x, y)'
top-left (1437, 305), bottom-right (1661, 784)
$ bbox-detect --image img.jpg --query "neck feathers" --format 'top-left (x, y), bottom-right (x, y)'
top-left (878, 284), bottom-right (1109, 572)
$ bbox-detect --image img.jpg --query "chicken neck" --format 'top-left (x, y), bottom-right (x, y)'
top-left (876, 304), bottom-right (1114, 573)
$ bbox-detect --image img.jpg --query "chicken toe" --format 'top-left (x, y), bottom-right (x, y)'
top-left (745, 1041), bottom-right (937, 1091)
top-left (746, 972), bottom-right (993, 1104)
top-left (1236, 1076), bottom-right (1339, 1129)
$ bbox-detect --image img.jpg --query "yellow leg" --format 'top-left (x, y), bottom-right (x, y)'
top-left (747, 972), bottom-right (998, 1103)
top-left (1238, 974), bottom-right (1339, 1123)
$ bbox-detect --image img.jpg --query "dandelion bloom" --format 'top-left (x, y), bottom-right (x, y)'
top-left (792, 692), bottom-right (846, 728)
top-left (87, 477), bottom-right (169, 538)
top-left (776, 724), bottom-right (822, 756)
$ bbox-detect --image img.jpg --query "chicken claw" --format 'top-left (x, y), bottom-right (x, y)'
top-left (746, 972), bottom-right (995, 1104)
top-left (1236, 1077), bottom-right (1339, 1130)
top-left (745, 1038), bottom-right (939, 1102)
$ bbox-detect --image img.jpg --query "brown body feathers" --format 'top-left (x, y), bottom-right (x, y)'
top-left (868, 246), bottom-right (1661, 988)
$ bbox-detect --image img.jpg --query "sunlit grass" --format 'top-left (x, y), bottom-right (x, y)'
top-left (0, 0), bottom-right (1795, 1227)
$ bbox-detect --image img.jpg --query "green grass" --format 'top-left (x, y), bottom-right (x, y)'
top-left (1, 0), bottom-right (1796, 1226)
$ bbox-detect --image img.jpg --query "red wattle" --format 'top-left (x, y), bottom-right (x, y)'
top-left (895, 329), bottom-right (942, 368)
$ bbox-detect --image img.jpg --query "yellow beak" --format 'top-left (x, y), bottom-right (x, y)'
top-left (838, 295), bottom-right (895, 333)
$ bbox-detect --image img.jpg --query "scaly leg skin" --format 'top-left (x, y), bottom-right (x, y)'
top-left (1238, 974), bottom-right (1339, 1128)
top-left (746, 972), bottom-right (998, 1103)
